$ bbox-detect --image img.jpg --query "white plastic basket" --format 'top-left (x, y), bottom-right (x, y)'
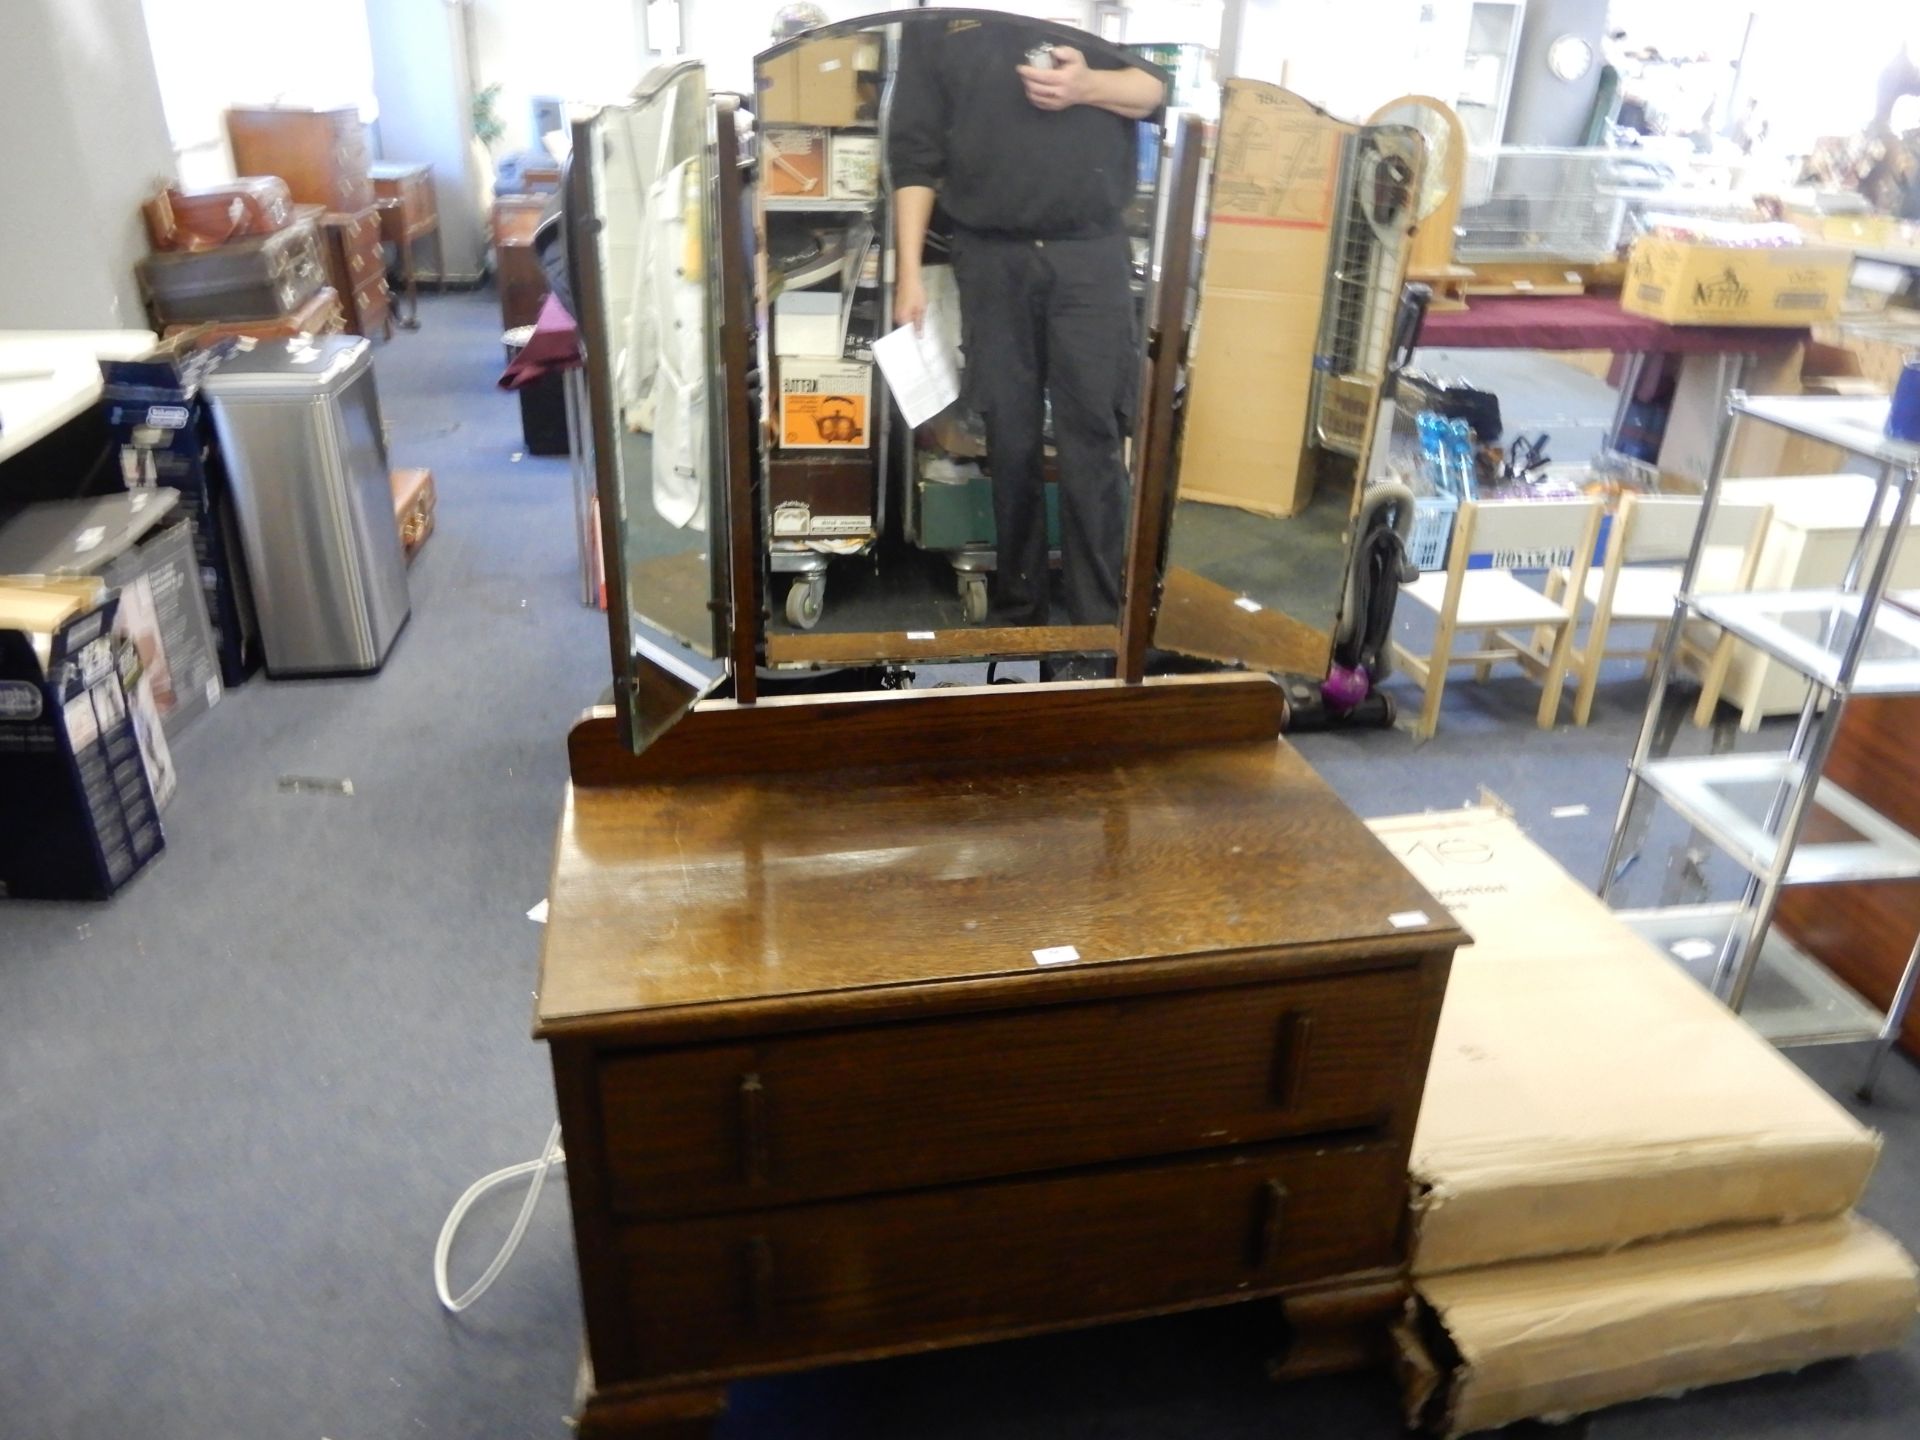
top-left (1407, 495), bottom-right (1459, 572)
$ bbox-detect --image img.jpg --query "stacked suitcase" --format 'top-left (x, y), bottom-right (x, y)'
top-left (135, 179), bottom-right (344, 343)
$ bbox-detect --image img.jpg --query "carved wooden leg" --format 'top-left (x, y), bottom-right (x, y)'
top-left (1267, 1278), bottom-right (1407, 1382)
top-left (576, 1383), bottom-right (727, 1439)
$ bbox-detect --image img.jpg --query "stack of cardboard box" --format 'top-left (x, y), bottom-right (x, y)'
top-left (1370, 807), bottom-right (1917, 1436)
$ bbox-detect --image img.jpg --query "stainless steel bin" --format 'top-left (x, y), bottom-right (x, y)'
top-left (202, 337), bottom-right (409, 676)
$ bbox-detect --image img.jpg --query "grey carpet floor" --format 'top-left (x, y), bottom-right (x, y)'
top-left (1, 291), bottom-right (1914, 1439)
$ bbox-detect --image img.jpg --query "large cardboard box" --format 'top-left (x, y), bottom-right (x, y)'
top-left (779, 357), bottom-right (870, 450)
top-left (1366, 807), bottom-right (1881, 1276)
top-left (1178, 84), bottom-right (1346, 518)
top-left (1624, 235), bottom-right (1851, 327)
top-left (1401, 1216), bottom-right (1919, 1437)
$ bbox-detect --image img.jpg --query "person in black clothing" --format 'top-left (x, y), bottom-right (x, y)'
top-left (889, 19), bottom-right (1165, 627)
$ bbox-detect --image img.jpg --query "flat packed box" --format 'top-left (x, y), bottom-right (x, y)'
top-left (1400, 1216), bottom-right (1919, 1436)
top-left (1624, 235), bottom-right (1851, 327)
top-left (0, 586), bottom-right (165, 900)
top-left (779, 358), bottom-right (870, 450)
top-left (830, 134), bottom-right (880, 200)
top-left (763, 126), bottom-right (830, 199)
top-left (1178, 84), bottom-right (1347, 517)
top-left (1367, 807), bottom-right (1881, 1276)
top-left (774, 290), bottom-right (843, 357)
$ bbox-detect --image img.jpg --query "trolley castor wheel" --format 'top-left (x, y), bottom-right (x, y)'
top-left (785, 576), bottom-right (824, 629)
top-left (959, 573), bottom-right (989, 625)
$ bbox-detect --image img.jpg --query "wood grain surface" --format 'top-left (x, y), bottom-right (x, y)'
top-left (566, 672), bottom-right (1287, 786)
top-left (603, 1138), bottom-right (1406, 1384)
top-left (1776, 694), bottom-right (1920, 1056)
top-left (537, 732), bottom-right (1458, 1029)
top-left (595, 966), bottom-right (1427, 1216)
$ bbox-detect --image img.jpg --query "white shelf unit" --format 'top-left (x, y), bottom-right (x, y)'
top-left (1600, 393), bottom-right (1920, 1099)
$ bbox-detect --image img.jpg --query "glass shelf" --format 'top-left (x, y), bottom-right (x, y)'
top-left (1619, 904), bottom-right (1885, 1047)
top-left (1733, 394), bottom-right (1920, 469)
top-left (1637, 752), bottom-right (1920, 885)
top-left (1690, 589), bottom-right (1920, 696)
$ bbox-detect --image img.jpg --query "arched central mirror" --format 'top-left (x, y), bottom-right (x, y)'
top-left (751, 10), bottom-right (1171, 667)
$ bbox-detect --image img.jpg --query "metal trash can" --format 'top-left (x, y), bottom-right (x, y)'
top-left (202, 336), bottom-right (410, 677)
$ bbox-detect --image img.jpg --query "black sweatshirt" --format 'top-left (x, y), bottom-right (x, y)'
top-left (887, 18), bottom-right (1163, 240)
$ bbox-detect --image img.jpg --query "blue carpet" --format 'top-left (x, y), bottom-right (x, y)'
top-left (0, 291), bottom-right (1913, 1439)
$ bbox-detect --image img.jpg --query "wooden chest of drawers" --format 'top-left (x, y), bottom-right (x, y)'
top-left (226, 105), bottom-right (372, 214)
top-left (371, 162), bottom-right (437, 242)
top-left (320, 207), bottom-right (392, 339)
top-left (538, 680), bottom-right (1461, 1437)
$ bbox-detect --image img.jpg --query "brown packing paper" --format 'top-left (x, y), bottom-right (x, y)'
top-left (1366, 807), bottom-right (1880, 1275)
top-left (1405, 1215), bottom-right (1919, 1436)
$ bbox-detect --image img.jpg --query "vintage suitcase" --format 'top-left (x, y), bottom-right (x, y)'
top-left (390, 467), bottom-right (435, 562)
top-left (162, 286), bottom-right (345, 347)
top-left (143, 178), bottom-right (294, 251)
top-left (137, 220), bottom-right (324, 324)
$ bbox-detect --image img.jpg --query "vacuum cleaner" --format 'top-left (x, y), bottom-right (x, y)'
top-left (1287, 282), bottom-right (1429, 733)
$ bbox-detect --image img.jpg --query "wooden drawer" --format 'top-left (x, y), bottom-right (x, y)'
top-left (347, 273), bottom-right (390, 338)
top-left (598, 968), bottom-right (1428, 1218)
top-left (374, 168), bottom-right (437, 239)
top-left (609, 1139), bottom-right (1404, 1382)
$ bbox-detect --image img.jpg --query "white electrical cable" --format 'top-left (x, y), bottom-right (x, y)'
top-left (433, 1122), bottom-right (566, 1313)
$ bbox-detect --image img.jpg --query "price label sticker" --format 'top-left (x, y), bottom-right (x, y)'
top-left (1388, 910), bottom-right (1431, 929)
top-left (1032, 945), bottom-right (1081, 966)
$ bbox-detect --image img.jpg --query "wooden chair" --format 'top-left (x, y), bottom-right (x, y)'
top-left (1554, 493), bottom-right (1773, 727)
top-left (1395, 497), bottom-right (1605, 740)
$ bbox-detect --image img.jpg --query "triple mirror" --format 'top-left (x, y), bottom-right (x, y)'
top-left (571, 18), bottom-right (1425, 755)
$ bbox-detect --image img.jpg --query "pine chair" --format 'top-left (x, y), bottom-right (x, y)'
top-left (1552, 493), bottom-right (1773, 727)
top-left (1395, 497), bottom-right (1606, 740)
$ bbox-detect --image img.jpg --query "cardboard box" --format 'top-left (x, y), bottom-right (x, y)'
top-left (830, 133), bottom-right (880, 200)
top-left (0, 586), bottom-right (165, 900)
top-left (1623, 236), bottom-right (1852, 327)
top-left (1366, 807), bottom-right (1881, 1276)
top-left (763, 126), bottom-right (829, 199)
top-left (774, 290), bottom-right (843, 357)
top-left (768, 454), bottom-right (874, 538)
top-left (1178, 84), bottom-right (1347, 518)
top-left (757, 36), bottom-right (875, 127)
top-left (1401, 1216), bottom-right (1919, 1436)
top-left (779, 358), bottom-right (870, 449)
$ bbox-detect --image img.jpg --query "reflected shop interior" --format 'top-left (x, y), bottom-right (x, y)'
top-left (567, 8), bottom-right (1424, 748)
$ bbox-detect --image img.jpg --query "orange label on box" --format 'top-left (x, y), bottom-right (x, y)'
top-left (781, 389), bottom-right (867, 447)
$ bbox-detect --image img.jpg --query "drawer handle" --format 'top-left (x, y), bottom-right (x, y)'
top-left (739, 1072), bottom-right (769, 1186)
top-left (1270, 1011), bottom-right (1314, 1109)
top-left (745, 1234), bottom-right (775, 1330)
top-left (1252, 1178), bottom-right (1290, 1270)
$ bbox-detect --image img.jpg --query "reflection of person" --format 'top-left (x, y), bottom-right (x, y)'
top-left (890, 20), bottom-right (1164, 626)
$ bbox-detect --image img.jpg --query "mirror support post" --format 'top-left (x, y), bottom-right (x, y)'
top-left (713, 96), bottom-right (760, 704)
top-left (1118, 113), bottom-right (1205, 684)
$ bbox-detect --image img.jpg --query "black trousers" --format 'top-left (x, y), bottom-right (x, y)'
top-left (951, 228), bottom-right (1134, 626)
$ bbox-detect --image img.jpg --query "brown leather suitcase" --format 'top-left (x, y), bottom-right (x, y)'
top-left (390, 467), bottom-right (435, 561)
top-left (143, 178), bottom-right (294, 251)
top-left (160, 287), bottom-right (345, 347)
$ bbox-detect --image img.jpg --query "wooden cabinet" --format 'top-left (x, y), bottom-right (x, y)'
top-left (226, 105), bottom-right (372, 214)
top-left (493, 196), bottom-right (551, 330)
top-left (320, 208), bottom-right (392, 340)
top-left (538, 680), bottom-right (1461, 1436)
